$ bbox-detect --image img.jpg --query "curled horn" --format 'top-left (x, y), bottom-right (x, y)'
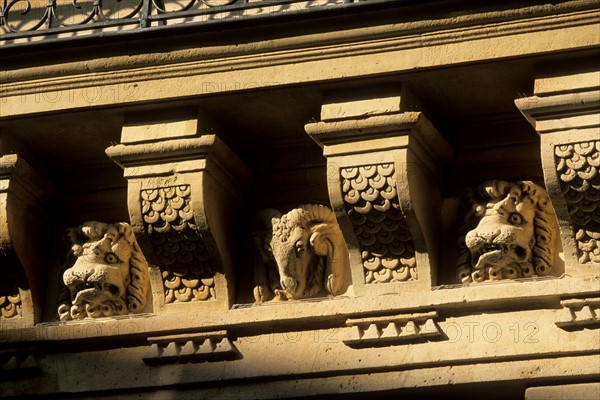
top-left (253, 208), bottom-right (283, 302)
top-left (297, 204), bottom-right (349, 296)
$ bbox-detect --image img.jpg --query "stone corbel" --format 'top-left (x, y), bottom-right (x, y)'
top-left (515, 69), bottom-right (600, 273)
top-left (0, 154), bottom-right (56, 326)
top-left (305, 85), bottom-right (452, 296)
top-left (106, 108), bottom-right (250, 313)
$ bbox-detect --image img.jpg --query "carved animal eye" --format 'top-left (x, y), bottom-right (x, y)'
top-left (508, 213), bottom-right (524, 225)
top-left (295, 241), bottom-right (305, 255)
top-left (104, 253), bottom-right (120, 264)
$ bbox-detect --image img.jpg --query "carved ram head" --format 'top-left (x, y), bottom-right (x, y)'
top-left (253, 204), bottom-right (350, 301)
top-left (58, 221), bottom-right (150, 320)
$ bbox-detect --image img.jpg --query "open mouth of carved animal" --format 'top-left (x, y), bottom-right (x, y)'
top-left (473, 243), bottom-right (528, 269)
top-left (72, 282), bottom-right (121, 301)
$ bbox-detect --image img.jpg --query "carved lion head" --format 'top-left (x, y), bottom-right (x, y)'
top-left (457, 181), bottom-right (557, 283)
top-left (58, 221), bottom-right (150, 320)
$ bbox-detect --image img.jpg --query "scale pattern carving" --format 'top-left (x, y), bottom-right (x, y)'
top-left (141, 185), bottom-right (215, 303)
top-left (0, 279), bottom-right (21, 319)
top-left (341, 164), bottom-right (416, 283)
top-left (555, 141), bottom-right (600, 264)
top-left (0, 252), bottom-right (22, 319)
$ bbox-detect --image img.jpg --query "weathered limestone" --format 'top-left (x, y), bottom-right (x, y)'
top-left (525, 383), bottom-right (600, 400)
top-left (253, 204), bottom-right (350, 301)
top-left (344, 311), bottom-right (442, 347)
top-left (516, 69), bottom-right (600, 274)
top-left (143, 330), bottom-right (237, 365)
top-left (456, 180), bottom-right (559, 283)
top-left (58, 221), bottom-right (150, 320)
top-left (305, 85), bottom-right (452, 295)
top-left (0, 154), bottom-right (56, 326)
top-left (555, 296), bottom-right (600, 329)
top-left (106, 107), bottom-right (250, 313)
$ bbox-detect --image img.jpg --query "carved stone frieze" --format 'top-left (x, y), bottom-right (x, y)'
top-left (344, 311), bottom-right (441, 347)
top-left (58, 221), bottom-right (150, 320)
top-left (253, 204), bottom-right (350, 301)
top-left (555, 297), bottom-right (600, 329)
top-left (341, 164), bottom-right (416, 284)
top-left (457, 180), bottom-right (558, 283)
top-left (554, 141), bottom-right (600, 264)
top-left (141, 186), bottom-right (216, 303)
top-left (143, 331), bottom-right (237, 365)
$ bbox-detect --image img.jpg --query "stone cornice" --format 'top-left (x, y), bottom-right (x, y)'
top-left (0, 3), bottom-right (598, 119)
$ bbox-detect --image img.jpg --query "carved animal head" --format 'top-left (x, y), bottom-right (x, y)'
top-left (253, 204), bottom-right (349, 301)
top-left (457, 181), bottom-right (557, 283)
top-left (58, 221), bottom-right (150, 320)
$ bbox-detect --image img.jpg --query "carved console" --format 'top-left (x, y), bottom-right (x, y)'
top-left (0, 154), bottom-right (56, 326)
top-left (106, 108), bottom-right (250, 312)
top-left (516, 70), bottom-right (600, 274)
top-left (305, 86), bottom-right (452, 295)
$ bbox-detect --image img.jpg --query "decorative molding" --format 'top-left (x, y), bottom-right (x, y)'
top-left (141, 186), bottom-right (216, 304)
top-left (554, 141), bottom-right (600, 264)
top-left (142, 331), bottom-right (237, 365)
top-left (2, 4), bottom-right (598, 91)
top-left (555, 297), bottom-right (600, 329)
top-left (344, 311), bottom-right (441, 346)
top-left (341, 164), bottom-right (416, 284)
top-left (2, 7), bottom-right (599, 119)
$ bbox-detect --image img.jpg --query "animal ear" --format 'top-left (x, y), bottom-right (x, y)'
top-left (79, 221), bottom-right (107, 241)
top-left (115, 222), bottom-right (135, 244)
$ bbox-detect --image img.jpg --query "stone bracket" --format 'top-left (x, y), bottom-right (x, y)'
top-left (306, 89), bottom-right (452, 295)
top-left (555, 297), bottom-right (600, 329)
top-left (106, 109), bottom-right (251, 313)
top-left (515, 70), bottom-right (600, 272)
top-left (343, 311), bottom-right (441, 347)
top-left (142, 330), bottom-right (237, 365)
top-left (0, 154), bottom-right (57, 326)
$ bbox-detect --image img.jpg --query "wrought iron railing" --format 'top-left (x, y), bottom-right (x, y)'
top-left (0, 0), bottom-right (399, 45)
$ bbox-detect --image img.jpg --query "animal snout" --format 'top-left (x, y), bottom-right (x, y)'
top-left (281, 276), bottom-right (298, 294)
top-left (64, 268), bottom-right (95, 286)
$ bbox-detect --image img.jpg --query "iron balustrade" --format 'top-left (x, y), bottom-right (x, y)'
top-left (0, 0), bottom-right (406, 45)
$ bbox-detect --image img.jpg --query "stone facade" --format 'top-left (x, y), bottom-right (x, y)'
top-left (0, 1), bottom-right (599, 398)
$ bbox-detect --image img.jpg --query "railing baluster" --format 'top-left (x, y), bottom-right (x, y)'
top-left (140, 0), bottom-right (152, 28)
